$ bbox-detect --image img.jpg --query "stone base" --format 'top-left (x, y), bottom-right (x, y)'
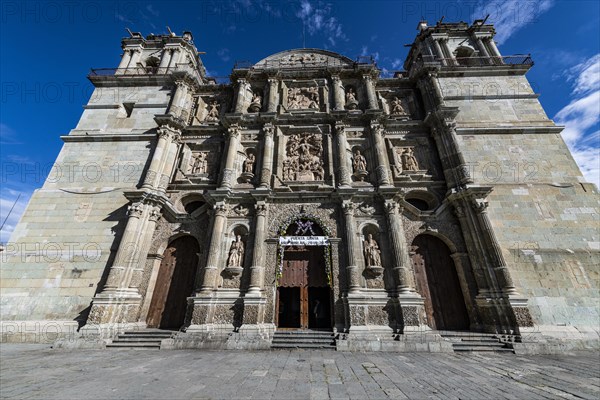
top-left (167, 323), bottom-right (274, 350)
top-left (337, 329), bottom-right (454, 352)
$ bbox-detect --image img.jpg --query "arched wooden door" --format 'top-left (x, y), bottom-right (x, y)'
top-left (147, 236), bottom-right (199, 330)
top-left (411, 235), bottom-right (469, 331)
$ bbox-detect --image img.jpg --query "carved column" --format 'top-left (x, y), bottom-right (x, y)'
top-left (220, 124), bottom-right (241, 189)
top-left (342, 202), bottom-right (362, 294)
top-left (331, 75), bottom-right (345, 111)
top-left (384, 200), bottom-right (415, 294)
top-left (234, 78), bottom-right (249, 113)
top-left (259, 124), bottom-right (275, 188)
top-left (471, 199), bottom-right (517, 296)
top-left (363, 75), bottom-right (378, 110)
top-left (432, 39), bottom-right (446, 64)
top-left (168, 81), bottom-right (189, 120)
top-left (266, 78), bottom-right (279, 113)
top-left (486, 38), bottom-right (502, 58)
top-left (117, 49), bottom-right (132, 70)
top-left (334, 122), bottom-right (352, 187)
top-left (142, 126), bottom-right (181, 192)
top-left (247, 202), bottom-right (267, 296)
top-left (474, 36), bottom-right (491, 58)
top-left (198, 203), bottom-right (228, 294)
top-left (369, 122), bottom-right (392, 186)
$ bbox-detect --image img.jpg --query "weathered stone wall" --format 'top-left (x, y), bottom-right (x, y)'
top-left (1, 139), bottom-right (151, 321)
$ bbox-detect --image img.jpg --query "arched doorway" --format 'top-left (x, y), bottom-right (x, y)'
top-left (146, 236), bottom-right (199, 330)
top-left (276, 220), bottom-right (332, 330)
top-left (411, 235), bottom-right (469, 331)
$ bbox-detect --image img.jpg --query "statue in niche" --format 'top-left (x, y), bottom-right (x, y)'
top-left (283, 132), bottom-right (323, 181)
top-left (345, 87), bottom-right (359, 110)
top-left (353, 150), bottom-right (367, 172)
top-left (400, 147), bottom-right (420, 172)
top-left (227, 235), bottom-right (245, 268)
top-left (363, 234), bottom-right (382, 267)
top-left (390, 96), bottom-right (407, 116)
top-left (243, 153), bottom-right (255, 173)
top-left (248, 92), bottom-right (262, 113)
top-left (205, 100), bottom-right (220, 122)
top-left (191, 152), bottom-right (208, 174)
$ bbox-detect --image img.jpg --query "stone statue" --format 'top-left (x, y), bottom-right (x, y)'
top-left (400, 148), bottom-right (419, 171)
top-left (243, 153), bottom-right (255, 174)
top-left (227, 235), bottom-right (245, 268)
top-left (390, 96), bottom-right (406, 115)
top-left (248, 92), bottom-right (262, 113)
top-left (363, 234), bottom-right (382, 267)
top-left (191, 152), bottom-right (208, 174)
top-left (353, 150), bottom-right (367, 172)
top-left (345, 87), bottom-right (359, 110)
top-left (287, 87), bottom-right (320, 110)
top-left (205, 100), bottom-right (220, 122)
top-left (283, 133), bottom-right (323, 181)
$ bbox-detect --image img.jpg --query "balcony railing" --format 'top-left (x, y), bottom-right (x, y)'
top-left (234, 55), bottom-right (377, 71)
top-left (413, 54), bottom-right (533, 70)
top-left (89, 64), bottom-right (204, 82)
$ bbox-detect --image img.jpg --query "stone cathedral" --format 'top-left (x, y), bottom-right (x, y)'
top-left (2, 20), bottom-right (598, 353)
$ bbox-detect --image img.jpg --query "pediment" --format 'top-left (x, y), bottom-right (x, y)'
top-left (253, 49), bottom-right (354, 69)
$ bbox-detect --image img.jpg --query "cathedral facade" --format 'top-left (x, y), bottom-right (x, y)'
top-left (2, 21), bottom-right (598, 352)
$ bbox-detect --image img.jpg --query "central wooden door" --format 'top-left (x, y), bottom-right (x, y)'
top-left (147, 236), bottom-right (199, 330)
top-left (277, 247), bottom-right (330, 329)
top-left (411, 235), bottom-right (469, 331)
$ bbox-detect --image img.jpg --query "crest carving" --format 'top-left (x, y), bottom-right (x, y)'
top-left (282, 133), bottom-right (324, 181)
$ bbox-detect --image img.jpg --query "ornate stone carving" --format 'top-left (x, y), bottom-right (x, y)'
top-left (513, 306), bottom-right (534, 327)
top-left (190, 152), bottom-right (209, 174)
top-left (399, 147), bottom-right (420, 172)
top-left (280, 53), bottom-right (327, 65)
top-left (224, 235), bottom-right (245, 277)
top-left (127, 202), bottom-right (144, 218)
top-left (267, 203), bottom-right (337, 237)
top-left (357, 202), bottom-right (376, 216)
top-left (205, 100), bottom-right (220, 122)
top-left (390, 96), bottom-right (408, 116)
top-left (240, 152), bottom-right (255, 182)
top-left (287, 87), bottom-right (319, 110)
top-left (283, 132), bottom-right (324, 181)
top-left (401, 306), bottom-right (421, 326)
top-left (231, 204), bottom-right (251, 217)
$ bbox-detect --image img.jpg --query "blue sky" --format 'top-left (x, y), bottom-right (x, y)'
top-left (1, 0), bottom-right (599, 242)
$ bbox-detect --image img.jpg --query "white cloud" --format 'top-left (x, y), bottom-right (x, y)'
top-left (0, 123), bottom-right (21, 144)
top-left (217, 48), bottom-right (231, 62)
top-left (553, 54), bottom-right (600, 188)
top-left (296, 0), bottom-right (347, 46)
top-left (472, 0), bottom-right (554, 44)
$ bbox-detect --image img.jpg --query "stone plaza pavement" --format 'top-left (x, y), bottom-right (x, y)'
top-left (1, 344), bottom-right (599, 399)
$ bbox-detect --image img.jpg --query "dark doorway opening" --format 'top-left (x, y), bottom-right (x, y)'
top-left (277, 287), bottom-right (301, 328)
top-left (146, 236), bottom-right (199, 330)
top-left (411, 235), bottom-right (470, 331)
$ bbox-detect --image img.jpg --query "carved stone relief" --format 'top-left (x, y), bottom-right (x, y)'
top-left (282, 133), bottom-right (324, 181)
top-left (286, 87), bottom-right (320, 110)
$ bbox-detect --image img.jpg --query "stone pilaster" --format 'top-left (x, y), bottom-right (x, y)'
top-left (158, 48), bottom-right (173, 69)
top-left (198, 203), bottom-right (228, 294)
top-left (369, 122), bottom-right (392, 186)
top-left (259, 124), bottom-right (275, 189)
top-left (220, 124), bottom-right (241, 189)
top-left (334, 122), bottom-right (352, 187)
top-left (247, 202), bottom-right (267, 296)
top-left (383, 200), bottom-right (415, 294)
top-left (342, 201), bottom-right (362, 294)
top-left (117, 49), bottom-right (132, 70)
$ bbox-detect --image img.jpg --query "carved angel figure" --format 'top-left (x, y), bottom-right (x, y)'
top-left (191, 152), bottom-right (208, 174)
top-left (248, 93), bottom-right (262, 112)
top-left (205, 100), bottom-right (220, 122)
top-left (227, 235), bottom-right (245, 268)
top-left (363, 234), bottom-right (382, 267)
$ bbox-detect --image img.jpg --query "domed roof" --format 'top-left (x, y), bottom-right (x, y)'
top-left (253, 48), bottom-right (354, 69)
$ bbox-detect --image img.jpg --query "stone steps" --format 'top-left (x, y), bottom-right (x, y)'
top-left (106, 330), bottom-right (174, 350)
top-left (271, 330), bottom-right (336, 350)
top-left (440, 332), bottom-right (515, 354)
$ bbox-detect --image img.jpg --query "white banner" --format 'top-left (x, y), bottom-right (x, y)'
top-left (279, 236), bottom-right (329, 246)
